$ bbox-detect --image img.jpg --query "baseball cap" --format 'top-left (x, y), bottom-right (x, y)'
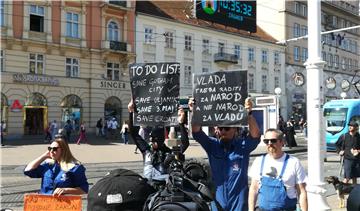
top-left (348, 121), bottom-right (359, 127)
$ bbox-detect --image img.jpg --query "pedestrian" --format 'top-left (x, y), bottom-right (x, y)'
top-left (24, 137), bottom-right (89, 195)
top-left (103, 119), bottom-right (108, 138)
top-left (50, 120), bottom-right (58, 141)
top-left (189, 97), bottom-right (260, 211)
top-left (44, 123), bottom-right (52, 143)
top-left (277, 116), bottom-right (286, 134)
top-left (111, 117), bottom-right (119, 139)
top-left (63, 120), bottom-right (73, 143)
top-left (76, 122), bottom-right (88, 145)
top-left (96, 118), bottom-right (103, 136)
top-left (128, 100), bottom-right (189, 181)
top-left (335, 121), bottom-right (360, 184)
top-left (120, 121), bottom-right (129, 144)
top-left (0, 120), bottom-right (6, 146)
top-left (248, 128), bottom-right (308, 211)
top-left (303, 121), bottom-right (308, 138)
top-left (284, 120), bottom-right (297, 148)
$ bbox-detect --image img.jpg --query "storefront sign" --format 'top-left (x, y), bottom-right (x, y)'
top-left (10, 99), bottom-right (23, 112)
top-left (100, 81), bottom-right (125, 89)
top-left (13, 73), bottom-right (59, 86)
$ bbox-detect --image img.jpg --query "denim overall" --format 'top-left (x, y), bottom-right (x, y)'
top-left (258, 154), bottom-right (297, 211)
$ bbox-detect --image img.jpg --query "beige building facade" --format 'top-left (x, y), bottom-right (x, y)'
top-left (1, 1), bottom-right (135, 136)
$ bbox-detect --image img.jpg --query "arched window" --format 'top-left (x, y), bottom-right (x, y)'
top-left (108, 21), bottom-right (119, 41)
top-left (25, 92), bottom-right (47, 106)
top-left (105, 96), bottom-right (122, 122)
top-left (1, 93), bottom-right (8, 107)
top-left (61, 95), bottom-right (82, 131)
top-left (61, 94), bottom-right (82, 108)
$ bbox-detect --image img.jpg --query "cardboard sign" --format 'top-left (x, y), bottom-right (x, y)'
top-left (129, 62), bottom-right (180, 126)
top-left (24, 194), bottom-right (82, 211)
top-left (192, 70), bottom-right (248, 126)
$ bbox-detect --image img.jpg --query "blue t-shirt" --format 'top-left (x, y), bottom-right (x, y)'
top-left (24, 161), bottom-right (89, 194)
top-left (192, 130), bottom-right (260, 211)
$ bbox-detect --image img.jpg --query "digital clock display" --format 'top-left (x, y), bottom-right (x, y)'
top-left (196, 0), bottom-right (256, 32)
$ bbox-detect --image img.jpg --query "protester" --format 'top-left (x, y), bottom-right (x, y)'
top-left (96, 118), bottom-right (103, 137)
top-left (24, 137), bottom-right (89, 195)
top-left (189, 97), bottom-right (260, 211)
top-left (44, 123), bottom-right (52, 143)
top-left (76, 122), bottom-right (88, 145)
top-left (128, 100), bottom-right (189, 181)
top-left (120, 121), bottom-right (129, 144)
top-left (50, 120), bottom-right (58, 141)
top-left (63, 120), bottom-right (73, 143)
top-left (135, 125), bottom-right (149, 154)
top-left (248, 128), bottom-right (308, 211)
top-left (285, 120), bottom-right (297, 148)
top-left (335, 121), bottom-right (360, 184)
top-left (277, 116), bottom-right (286, 133)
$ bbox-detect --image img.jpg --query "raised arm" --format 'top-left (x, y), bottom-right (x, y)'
top-left (245, 97), bottom-right (260, 139)
top-left (128, 100), bottom-right (150, 153)
top-left (178, 108), bottom-right (189, 153)
top-left (188, 98), bottom-right (201, 133)
top-left (24, 151), bottom-right (50, 172)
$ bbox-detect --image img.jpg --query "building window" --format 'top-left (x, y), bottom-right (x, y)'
top-left (301, 47), bottom-right (308, 62)
top-left (202, 39), bottom-right (210, 53)
top-left (108, 21), bottom-right (119, 41)
top-left (0, 50), bottom-right (3, 71)
top-left (29, 53), bottom-right (44, 74)
top-left (294, 2), bottom-right (300, 14)
top-left (249, 73), bottom-right (254, 90)
top-left (164, 31), bottom-right (174, 48)
top-left (30, 5), bottom-right (44, 32)
top-left (332, 16), bottom-right (337, 27)
top-left (341, 58), bottom-right (346, 70)
top-left (322, 52), bottom-right (327, 63)
top-left (262, 75), bottom-right (267, 92)
top-left (248, 47), bottom-right (255, 62)
top-left (334, 55), bottom-right (339, 68)
top-left (66, 12), bottom-right (79, 38)
top-left (234, 45), bottom-right (241, 59)
top-left (202, 67), bottom-right (209, 73)
top-left (274, 76), bottom-right (280, 88)
top-left (274, 51), bottom-right (280, 64)
top-left (144, 27), bottom-right (154, 44)
top-left (107, 62), bottom-right (120, 80)
top-left (184, 65), bottom-right (192, 84)
top-left (261, 50), bottom-right (268, 63)
top-left (348, 58), bottom-right (352, 70)
top-left (301, 4), bottom-right (307, 17)
top-left (66, 58), bottom-right (79, 77)
top-left (218, 42), bottom-right (225, 54)
top-left (328, 54), bottom-right (333, 67)
top-left (301, 26), bottom-right (307, 36)
top-left (185, 35), bottom-right (192, 51)
top-left (294, 46), bottom-right (300, 61)
top-left (293, 23), bottom-right (300, 37)
top-left (0, 0), bottom-right (4, 26)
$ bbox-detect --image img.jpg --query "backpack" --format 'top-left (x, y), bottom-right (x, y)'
top-left (87, 168), bottom-right (155, 211)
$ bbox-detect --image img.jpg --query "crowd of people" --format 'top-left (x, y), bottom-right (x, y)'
top-left (20, 97), bottom-right (360, 211)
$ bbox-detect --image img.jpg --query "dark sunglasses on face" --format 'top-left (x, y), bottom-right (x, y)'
top-left (218, 127), bottom-right (231, 131)
top-left (263, 139), bottom-right (278, 145)
top-left (48, 147), bottom-right (60, 152)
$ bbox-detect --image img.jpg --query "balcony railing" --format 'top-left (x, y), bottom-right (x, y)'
top-left (109, 1), bottom-right (127, 7)
top-left (110, 41), bottom-right (127, 51)
top-left (214, 52), bottom-right (238, 64)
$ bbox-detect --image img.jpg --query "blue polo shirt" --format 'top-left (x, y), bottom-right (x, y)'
top-left (193, 130), bottom-right (260, 211)
top-left (24, 161), bottom-right (89, 194)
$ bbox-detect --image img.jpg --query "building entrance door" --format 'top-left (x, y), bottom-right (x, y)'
top-left (24, 107), bottom-right (47, 135)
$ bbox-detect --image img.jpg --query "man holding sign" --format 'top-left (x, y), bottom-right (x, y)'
top-left (189, 70), bottom-right (260, 211)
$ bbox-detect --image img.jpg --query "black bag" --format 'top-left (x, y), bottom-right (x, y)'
top-left (87, 169), bottom-right (155, 211)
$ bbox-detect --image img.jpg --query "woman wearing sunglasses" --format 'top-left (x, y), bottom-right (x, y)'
top-left (24, 138), bottom-right (89, 196)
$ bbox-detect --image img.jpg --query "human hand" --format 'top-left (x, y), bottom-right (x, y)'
top-left (244, 97), bottom-right (253, 112)
top-left (41, 151), bottom-right (51, 160)
top-left (339, 150), bottom-right (344, 156)
top-left (128, 99), bottom-right (135, 113)
top-left (188, 98), bottom-right (195, 112)
top-left (53, 188), bottom-right (67, 196)
top-left (178, 107), bottom-right (186, 124)
top-left (351, 148), bottom-right (359, 156)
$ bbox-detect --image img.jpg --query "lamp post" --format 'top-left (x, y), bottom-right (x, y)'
top-left (274, 87), bottom-right (282, 125)
top-left (340, 92), bottom-right (347, 99)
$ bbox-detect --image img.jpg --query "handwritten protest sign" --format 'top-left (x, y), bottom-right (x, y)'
top-left (192, 70), bottom-right (248, 126)
top-left (24, 194), bottom-right (82, 211)
top-left (129, 62), bottom-right (180, 126)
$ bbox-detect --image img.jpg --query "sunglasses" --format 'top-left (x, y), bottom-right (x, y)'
top-left (263, 139), bottom-right (279, 145)
top-left (218, 127), bottom-right (231, 131)
top-left (48, 147), bottom-right (60, 152)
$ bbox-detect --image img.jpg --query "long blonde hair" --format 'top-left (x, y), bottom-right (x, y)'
top-left (54, 138), bottom-right (80, 171)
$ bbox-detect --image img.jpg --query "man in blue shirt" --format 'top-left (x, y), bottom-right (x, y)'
top-left (190, 98), bottom-right (260, 211)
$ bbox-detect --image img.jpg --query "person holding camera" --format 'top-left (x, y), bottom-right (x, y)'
top-left (128, 100), bottom-right (189, 181)
top-left (335, 121), bottom-right (360, 184)
top-left (189, 97), bottom-right (260, 211)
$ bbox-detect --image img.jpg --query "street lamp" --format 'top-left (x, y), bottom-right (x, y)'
top-left (340, 92), bottom-right (347, 99)
top-left (274, 87), bottom-right (282, 125)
